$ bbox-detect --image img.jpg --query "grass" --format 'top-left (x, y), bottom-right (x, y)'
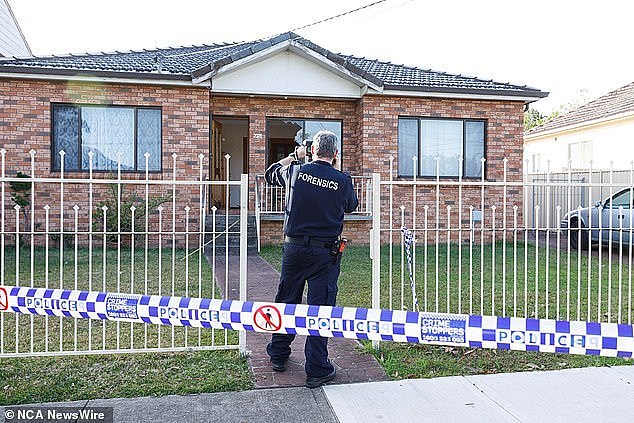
top-left (259, 243), bottom-right (633, 380)
top-left (0, 246), bottom-right (253, 405)
top-left (0, 351), bottom-right (250, 405)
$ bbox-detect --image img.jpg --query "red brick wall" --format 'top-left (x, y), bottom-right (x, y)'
top-left (357, 95), bottom-right (525, 243)
top-left (0, 78), bottom-right (210, 245)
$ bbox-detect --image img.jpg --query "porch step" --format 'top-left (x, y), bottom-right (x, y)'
top-left (204, 214), bottom-right (258, 255)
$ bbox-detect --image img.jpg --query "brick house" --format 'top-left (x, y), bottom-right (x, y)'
top-left (0, 32), bottom-right (547, 246)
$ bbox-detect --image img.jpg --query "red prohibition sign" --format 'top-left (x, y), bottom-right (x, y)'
top-left (0, 287), bottom-right (8, 311)
top-left (254, 305), bottom-right (281, 332)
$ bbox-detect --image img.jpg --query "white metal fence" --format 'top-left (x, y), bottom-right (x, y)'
top-left (0, 149), bottom-right (248, 357)
top-left (370, 157), bottom-right (634, 327)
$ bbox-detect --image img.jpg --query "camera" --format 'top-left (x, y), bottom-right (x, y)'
top-left (302, 139), bottom-right (313, 161)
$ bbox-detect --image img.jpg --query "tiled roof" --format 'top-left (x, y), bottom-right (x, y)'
top-left (343, 56), bottom-right (543, 96)
top-left (526, 82), bottom-right (634, 136)
top-left (0, 32), bottom-right (547, 99)
top-left (0, 41), bottom-right (258, 76)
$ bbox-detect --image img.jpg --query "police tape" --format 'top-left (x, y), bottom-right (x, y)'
top-left (0, 285), bottom-right (632, 358)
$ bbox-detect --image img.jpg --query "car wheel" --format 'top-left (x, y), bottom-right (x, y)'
top-left (570, 219), bottom-right (589, 250)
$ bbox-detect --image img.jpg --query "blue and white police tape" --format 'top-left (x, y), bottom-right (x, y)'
top-left (401, 226), bottom-right (420, 312)
top-left (0, 285), bottom-right (632, 358)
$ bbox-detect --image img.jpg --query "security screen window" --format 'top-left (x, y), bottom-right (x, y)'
top-left (398, 117), bottom-right (485, 178)
top-left (51, 104), bottom-right (162, 172)
top-left (266, 118), bottom-right (342, 165)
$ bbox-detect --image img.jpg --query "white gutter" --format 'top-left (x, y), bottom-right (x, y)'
top-left (375, 88), bottom-right (539, 103)
top-left (210, 88), bottom-right (360, 100)
top-left (0, 71), bottom-right (210, 87)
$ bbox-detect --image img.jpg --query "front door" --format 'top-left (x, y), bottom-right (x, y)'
top-left (210, 119), bottom-right (226, 210)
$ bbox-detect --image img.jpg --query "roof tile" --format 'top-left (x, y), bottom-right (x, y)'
top-left (0, 32), bottom-right (546, 99)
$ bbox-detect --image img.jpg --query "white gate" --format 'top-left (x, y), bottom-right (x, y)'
top-left (0, 149), bottom-right (248, 357)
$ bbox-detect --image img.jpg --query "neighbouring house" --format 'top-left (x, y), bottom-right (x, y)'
top-left (0, 31), bottom-right (547, 246)
top-left (524, 82), bottom-right (634, 173)
top-left (0, 0), bottom-right (31, 58)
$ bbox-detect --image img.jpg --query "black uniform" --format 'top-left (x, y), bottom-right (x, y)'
top-left (264, 159), bottom-right (358, 378)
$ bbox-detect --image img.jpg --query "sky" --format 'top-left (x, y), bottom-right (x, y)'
top-left (8, 0), bottom-right (634, 114)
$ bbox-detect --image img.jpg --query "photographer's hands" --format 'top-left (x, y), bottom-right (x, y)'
top-left (293, 146), bottom-right (307, 160)
top-left (276, 146), bottom-right (307, 167)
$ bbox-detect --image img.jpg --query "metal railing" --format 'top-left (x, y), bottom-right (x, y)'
top-left (0, 149), bottom-right (248, 357)
top-left (254, 173), bottom-right (373, 251)
top-left (370, 156), bottom-right (634, 329)
top-left (254, 174), bottom-right (373, 215)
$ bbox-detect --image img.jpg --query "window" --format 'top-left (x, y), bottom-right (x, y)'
top-left (398, 117), bottom-right (485, 178)
top-left (51, 104), bottom-right (161, 171)
top-left (266, 118), bottom-right (342, 166)
top-left (568, 141), bottom-right (592, 170)
top-left (608, 189), bottom-right (632, 209)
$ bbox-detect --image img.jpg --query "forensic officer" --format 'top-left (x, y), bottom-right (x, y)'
top-left (264, 130), bottom-right (358, 388)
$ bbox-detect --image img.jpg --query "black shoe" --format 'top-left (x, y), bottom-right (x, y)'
top-left (305, 369), bottom-right (336, 389)
top-left (271, 358), bottom-right (288, 372)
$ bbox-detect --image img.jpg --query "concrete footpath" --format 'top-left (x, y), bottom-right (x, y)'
top-left (4, 365), bottom-right (633, 423)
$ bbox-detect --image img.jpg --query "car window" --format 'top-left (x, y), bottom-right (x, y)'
top-left (607, 189), bottom-right (632, 208)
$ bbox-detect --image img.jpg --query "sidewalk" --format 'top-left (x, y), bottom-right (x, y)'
top-left (5, 366), bottom-right (632, 422)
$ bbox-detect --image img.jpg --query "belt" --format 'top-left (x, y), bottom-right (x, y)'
top-left (284, 236), bottom-right (333, 248)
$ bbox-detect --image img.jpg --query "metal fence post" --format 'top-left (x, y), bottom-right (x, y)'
top-left (371, 172), bottom-right (381, 350)
top-left (239, 173), bottom-right (249, 355)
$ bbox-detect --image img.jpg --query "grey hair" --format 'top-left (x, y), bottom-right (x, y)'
top-left (312, 130), bottom-right (338, 159)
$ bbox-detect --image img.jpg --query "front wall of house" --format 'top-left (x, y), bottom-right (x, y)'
top-left (0, 79), bottom-right (526, 246)
top-left (0, 78), bottom-right (210, 241)
top-left (249, 95), bottom-right (525, 244)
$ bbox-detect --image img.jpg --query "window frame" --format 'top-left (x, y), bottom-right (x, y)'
top-left (397, 116), bottom-right (487, 180)
top-left (265, 117), bottom-right (344, 167)
top-left (50, 103), bottom-right (163, 173)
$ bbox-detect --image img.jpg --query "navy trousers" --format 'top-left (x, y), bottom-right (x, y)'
top-left (267, 243), bottom-right (340, 378)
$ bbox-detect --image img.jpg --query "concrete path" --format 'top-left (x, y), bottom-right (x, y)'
top-left (5, 366), bottom-right (633, 422)
top-left (214, 254), bottom-right (388, 388)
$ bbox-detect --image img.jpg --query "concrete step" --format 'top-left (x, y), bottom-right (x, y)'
top-left (204, 214), bottom-right (258, 255)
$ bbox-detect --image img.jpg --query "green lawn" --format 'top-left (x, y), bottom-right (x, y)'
top-left (259, 243), bottom-right (633, 380)
top-left (0, 247), bottom-right (253, 405)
